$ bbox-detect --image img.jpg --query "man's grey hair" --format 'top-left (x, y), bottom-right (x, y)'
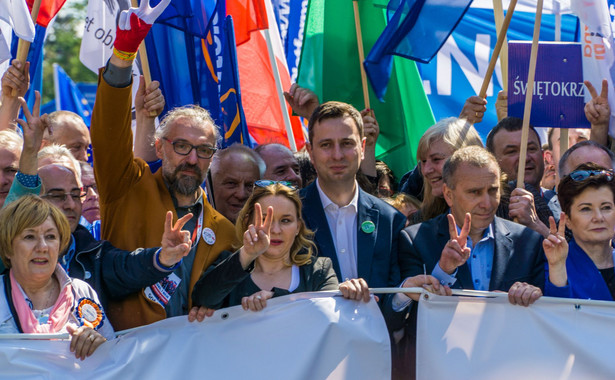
top-left (155, 105), bottom-right (221, 146)
top-left (38, 144), bottom-right (82, 180)
top-left (443, 146), bottom-right (500, 189)
top-left (0, 130), bottom-right (23, 152)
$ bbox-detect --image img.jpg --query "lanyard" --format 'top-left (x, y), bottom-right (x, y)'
top-left (190, 207), bottom-right (204, 246)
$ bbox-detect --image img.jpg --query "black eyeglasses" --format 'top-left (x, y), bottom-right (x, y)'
top-left (254, 180), bottom-right (297, 190)
top-left (569, 169), bottom-right (614, 182)
top-left (42, 190), bottom-right (87, 203)
top-left (163, 138), bottom-right (217, 159)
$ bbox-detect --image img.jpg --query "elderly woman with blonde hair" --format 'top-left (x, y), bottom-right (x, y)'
top-left (412, 117), bottom-right (483, 224)
top-left (0, 195), bottom-right (114, 360)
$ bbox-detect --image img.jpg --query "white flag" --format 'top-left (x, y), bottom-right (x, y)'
top-left (0, 23), bottom-right (12, 66)
top-left (572, 0), bottom-right (615, 137)
top-left (0, 0), bottom-right (35, 42)
top-left (79, 0), bottom-right (131, 73)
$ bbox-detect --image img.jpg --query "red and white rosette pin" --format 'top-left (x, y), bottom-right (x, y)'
top-left (75, 298), bottom-right (105, 330)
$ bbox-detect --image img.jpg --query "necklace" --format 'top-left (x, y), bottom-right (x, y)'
top-left (28, 277), bottom-right (59, 311)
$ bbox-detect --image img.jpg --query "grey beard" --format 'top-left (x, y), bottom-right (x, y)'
top-left (169, 175), bottom-right (201, 196)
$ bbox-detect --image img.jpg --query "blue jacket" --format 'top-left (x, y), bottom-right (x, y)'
top-left (545, 239), bottom-right (613, 301)
top-left (300, 182), bottom-right (405, 289)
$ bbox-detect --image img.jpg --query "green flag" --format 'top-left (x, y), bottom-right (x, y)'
top-left (297, 0), bottom-right (436, 179)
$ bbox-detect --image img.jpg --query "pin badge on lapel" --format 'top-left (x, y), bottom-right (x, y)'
top-left (202, 227), bottom-right (216, 245)
top-left (361, 221), bottom-right (375, 234)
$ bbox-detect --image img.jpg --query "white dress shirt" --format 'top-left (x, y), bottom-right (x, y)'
top-left (316, 179), bottom-right (359, 281)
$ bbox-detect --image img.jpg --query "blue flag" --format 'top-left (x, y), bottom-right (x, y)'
top-left (53, 63), bottom-right (93, 126)
top-left (270, 0), bottom-right (309, 82)
top-left (155, 0), bottom-right (214, 38)
top-left (218, 15), bottom-right (249, 147)
top-left (144, 0), bottom-right (219, 117)
top-left (10, 24), bottom-right (45, 112)
top-left (364, 0), bottom-right (473, 100)
top-left (146, 0), bottom-right (248, 147)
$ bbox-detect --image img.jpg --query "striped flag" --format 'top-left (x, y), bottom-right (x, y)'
top-left (230, 0), bottom-right (306, 150)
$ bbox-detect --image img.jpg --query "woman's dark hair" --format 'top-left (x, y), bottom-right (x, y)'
top-left (558, 162), bottom-right (615, 216)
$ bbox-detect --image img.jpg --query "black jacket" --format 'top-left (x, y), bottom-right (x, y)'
top-left (70, 225), bottom-right (171, 310)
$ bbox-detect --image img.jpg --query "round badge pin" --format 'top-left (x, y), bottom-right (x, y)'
top-left (361, 221), bottom-right (375, 234)
top-left (202, 227), bottom-right (216, 245)
top-left (75, 298), bottom-right (104, 330)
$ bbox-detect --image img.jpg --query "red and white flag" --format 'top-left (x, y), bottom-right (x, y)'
top-left (231, 0), bottom-right (306, 150)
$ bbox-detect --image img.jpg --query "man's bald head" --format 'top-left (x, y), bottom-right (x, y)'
top-left (43, 111), bottom-right (91, 162)
top-left (39, 164), bottom-right (83, 232)
top-left (255, 143), bottom-right (302, 188)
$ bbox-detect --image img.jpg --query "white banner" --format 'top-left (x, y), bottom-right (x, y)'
top-left (417, 293), bottom-right (615, 380)
top-left (0, 292), bottom-right (391, 380)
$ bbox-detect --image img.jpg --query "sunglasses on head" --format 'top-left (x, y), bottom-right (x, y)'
top-left (569, 169), bottom-right (615, 182)
top-left (254, 180), bottom-right (297, 190)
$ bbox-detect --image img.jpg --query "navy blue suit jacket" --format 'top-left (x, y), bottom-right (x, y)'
top-left (399, 214), bottom-right (545, 291)
top-left (300, 182), bottom-right (405, 289)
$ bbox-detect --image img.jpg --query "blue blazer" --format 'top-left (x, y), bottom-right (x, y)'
top-left (399, 213), bottom-right (545, 291)
top-left (300, 182), bottom-right (405, 289)
top-left (545, 239), bottom-right (613, 301)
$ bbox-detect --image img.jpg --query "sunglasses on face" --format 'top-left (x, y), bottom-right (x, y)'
top-left (569, 169), bottom-right (615, 182)
top-left (254, 180), bottom-right (297, 190)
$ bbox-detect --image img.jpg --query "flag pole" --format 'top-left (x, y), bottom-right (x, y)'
top-left (492, 0), bottom-right (508, 91)
top-left (131, 0), bottom-right (156, 117)
top-left (12, 0), bottom-right (42, 96)
top-left (553, 1), bottom-right (569, 155)
top-left (478, 0), bottom-right (517, 99)
top-left (517, 0), bottom-right (543, 186)
top-left (352, 0), bottom-right (370, 110)
top-left (263, 29), bottom-right (297, 152)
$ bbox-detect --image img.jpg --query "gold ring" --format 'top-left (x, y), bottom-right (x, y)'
top-left (475, 111), bottom-right (480, 117)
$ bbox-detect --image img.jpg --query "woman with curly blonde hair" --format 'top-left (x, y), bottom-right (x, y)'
top-left (192, 181), bottom-right (367, 312)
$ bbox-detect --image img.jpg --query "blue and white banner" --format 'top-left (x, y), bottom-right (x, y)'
top-left (417, 292), bottom-right (615, 380)
top-left (417, 1), bottom-right (579, 139)
top-left (0, 293), bottom-right (390, 379)
top-left (271, 0), bottom-right (309, 82)
top-left (572, 0), bottom-right (615, 137)
top-left (508, 41), bottom-right (589, 128)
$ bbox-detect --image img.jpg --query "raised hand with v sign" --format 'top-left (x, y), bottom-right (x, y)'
top-left (542, 213), bottom-right (568, 287)
top-left (239, 202), bottom-right (274, 268)
top-left (439, 213), bottom-right (472, 274)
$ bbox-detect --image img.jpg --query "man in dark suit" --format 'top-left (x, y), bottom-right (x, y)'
top-left (400, 146), bottom-right (545, 302)
top-left (397, 146), bottom-right (544, 379)
top-left (300, 102), bottom-right (445, 320)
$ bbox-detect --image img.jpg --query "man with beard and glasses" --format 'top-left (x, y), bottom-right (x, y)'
top-left (89, 2), bottom-right (236, 328)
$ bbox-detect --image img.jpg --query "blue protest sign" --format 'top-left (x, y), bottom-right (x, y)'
top-left (508, 41), bottom-right (589, 128)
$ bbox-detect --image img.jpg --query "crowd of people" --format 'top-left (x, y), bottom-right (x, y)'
top-left (0, 2), bottom-right (614, 378)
